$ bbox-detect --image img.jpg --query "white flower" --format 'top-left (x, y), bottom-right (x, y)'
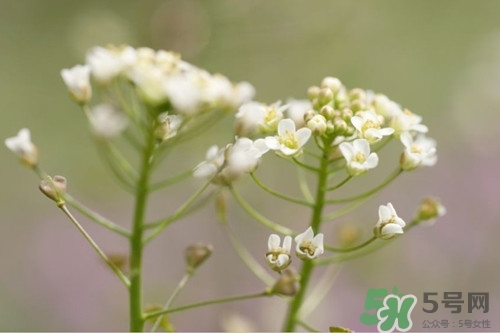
top-left (88, 104), bottom-right (128, 139)
top-left (129, 64), bottom-right (169, 106)
top-left (232, 81), bottom-right (255, 107)
top-left (194, 138), bottom-right (269, 184)
top-left (5, 128), bottom-right (38, 166)
top-left (193, 145), bottom-right (225, 179)
top-left (294, 227), bottom-right (324, 260)
top-left (234, 102), bottom-right (266, 136)
top-left (221, 138), bottom-right (269, 180)
top-left (374, 203), bottom-right (406, 240)
top-left (372, 94), bottom-right (402, 119)
top-left (286, 99), bottom-right (312, 128)
top-left (390, 108), bottom-right (428, 137)
top-left (60, 65), bottom-right (92, 104)
top-left (86, 46), bottom-right (125, 83)
top-left (164, 72), bottom-right (204, 115)
top-left (265, 119), bottom-right (311, 156)
top-left (155, 113), bottom-right (183, 141)
top-left (266, 234), bottom-right (292, 272)
top-left (351, 110), bottom-right (394, 144)
top-left (339, 139), bottom-right (379, 176)
top-left (400, 132), bottom-right (437, 171)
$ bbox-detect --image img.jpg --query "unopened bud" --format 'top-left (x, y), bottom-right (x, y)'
top-left (307, 114), bottom-right (327, 135)
top-left (185, 243), bottom-right (213, 272)
top-left (326, 121), bottom-right (335, 134)
top-left (318, 88), bottom-right (334, 106)
top-left (270, 269), bottom-right (299, 296)
top-left (333, 119), bottom-right (348, 135)
top-left (320, 105), bottom-right (335, 119)
top-left (307, 86), bottom-right (321, 100)
top-left (416, 198), bottom-right (446, 224)
top-left (341, 108), bottom-right (354, 121)
top-left (39, 175), bottom-right (67, 206)
top-left (350, 100), bottom-right (365, 113)
top-left (303, 109), bottom-right (317, 123)
top-left (321, 77), bottom-right (343, 93)
top-left (106, 253), bottom-right (128, 271)
top-left (348, 88), bottom-right (366, 102)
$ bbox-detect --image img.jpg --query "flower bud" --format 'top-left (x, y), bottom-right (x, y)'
top-left (350, 100), bottom-right (365, 113)
top-left (318, 88), bottom-right (334, 106)
top-left (307, 114), bottom-right (327, 135)
top-left (155, 113), bottom-right (183, 142)
top-left (61, 65), bottom-right (92, 104)
top-left (326, 121), bottom-right (335, 135)
top-left (307, 86), bottom-right (321, 100)
top-left (5, 128), bottom-right (39, 167)
top-left (303, 109), bottom-right (317, 123)
top-left (341, 108), bottom-right (354, 121)
top-left (320, 105), bottom-right (335, 119)
top-left (348, 88), bottom-right (366, 102)
top-left (339, 224), bottom-right (360, 248)
top-left (416, 197), bottom-right (446, 224)
top-left (321, 77), bottom-right (342, 93)
top-left (333, 119), bottom-right (348, 135)
top-left (185, 243), bottom-right (213, 272)
top-left (39, 175), bottom-right (67, 206)
top-left (270, 269), bottom-right (299, 296)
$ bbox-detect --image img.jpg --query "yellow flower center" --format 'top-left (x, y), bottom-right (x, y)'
top-left (410, 144), bottom-right (422, 153)
top-left (353, 151), bottom-right (366, 163)
top-left (279, 130), bottom-right (299, 149)
top-left (299, 241), bottom-right (317, 256)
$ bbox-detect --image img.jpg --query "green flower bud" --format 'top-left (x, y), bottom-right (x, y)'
top-left (185, 243), bottom-right (213, 272)
top-left (39, 175), bottom-right (67, 206)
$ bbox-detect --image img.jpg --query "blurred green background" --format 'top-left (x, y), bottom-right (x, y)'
top-left (1, 0), bottom-right (500, 331)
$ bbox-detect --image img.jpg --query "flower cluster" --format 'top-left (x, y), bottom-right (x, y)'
top-left (60, 45), bottom-right (255, 140)
top-left (296, 77), bottom-right (436, 175)
top-left (266, 227), bottom-right (324, 272)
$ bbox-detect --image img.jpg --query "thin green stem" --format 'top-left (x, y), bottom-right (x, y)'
top-left (222, 224), bottom-right (274, 286)
top-left (144, 292), bottom-right (269, 320)
top-left (129, 125), bottom-right (157, 332)
top-left (59, 205), bottom-right (130, 287)
top-left (104, 142), bottom-right (139, 180)
top-left (322, 197), bottom-right (370, 222)
top-left (292, 157), bottom-right (321, 173)
top-left (325, 175), bottom-right (352, 191)
top-left (150, 169), bottom-right (193, 192)
top-left (297, 319), bottom-right (320, 332)
top-left (300, 264), bottom-right (342, 319)
top-left (283, 139), bottom-right (332, 332)
top-left (142, 180), bottom-right (212, 243)
top-left (230, 186), bottom-right (293, 235)
top-left (64, 194), bottom-right (130, 237)
top-left (324, 236), bottom-right (376, 253)
top-left (150, 273), bottom-right (192, 333)
top-left (251, 173), bottom-right (313, 207)
top-left (325, 168), bottom-right (403, 204)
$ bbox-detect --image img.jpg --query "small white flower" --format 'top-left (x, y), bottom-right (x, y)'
top-left (339, 139), bottom-right (379, 176)
top-left (88, 104), bottom-right (128, 139)
top-left (155, 112), bottom-right (183, 141)
top-left (193, 145), bottom-right (225, 179)
top-left (351, 110), bottom-right (394, 144)
top-left (164, 72), bottom-right (204, 115)
top-left (286, 99), bottom-right (312, 128)
top-left (86, 46), bottom-right (125, 83)
top-left (129, 64), bottom-right (169, 106)
top-left (60, 64), bottom-right (92, 104)
top-left (294, 227), bottom-right (324, 260)
top-left (266, 234), bottom-right (292, 272)
top-left (400, 132), bottom-right (437, 171)
top-left (390, 108), bottom-right (428, 137)
top-left (232, 81), bottom-right (256, 107)
top-left (374, 203), bottom-right (406, 240)
top-left (372, 94), bottom-right (402, 119)
top-left (219, 138), bottom-right (269, 183)
top-left (234, 102), bottom-right (266, 136)
top-left (5, 128), bottom-right (38, 166)
top-left (265, 119), bottom-right (311, 156)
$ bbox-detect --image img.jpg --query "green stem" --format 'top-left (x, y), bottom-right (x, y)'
top-left (283, 141), bottom-right (331, 332)
top-left (230, 186), bottom-right (294, 235)
top-left (150, 169), bottom-right (193, 192)
top-left (251, 173), bottom-right (313, 207)
top-left (64, 194), bottom-right (130, 237)
top-left (324, 236), bottom-right (376, 253)
top-left (325, 168), bottom-right (403, 204)
top-left (129, 127), bottom-right (156, 332)
top-left (297, 320), bottom-right (320, 332)
top-left (325, 175), bottom-right (352, 191)
top-left (292, 157), bottom-right (321, 173)
top-left (59, 205), bottom-right (130, 287)
top-left (144, 292), bottom-right (269, 320)
top-left (150, 273), bottom-right (192, 332)
top-left (143, 180), bottom-right (212, 243)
